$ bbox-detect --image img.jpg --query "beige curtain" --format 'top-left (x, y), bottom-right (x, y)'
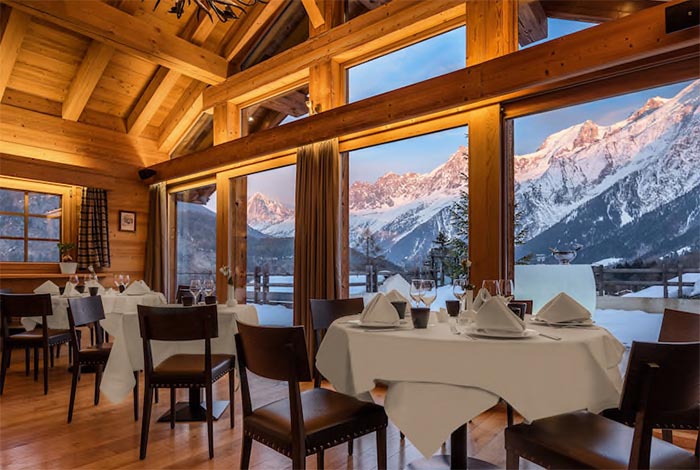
top-left (144, 182), bottom-right (166, 294)
top-left (293, 139), bottom-right (341, 359)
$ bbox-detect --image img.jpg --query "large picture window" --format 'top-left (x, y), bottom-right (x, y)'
top-left (0, 188), bottom-right (62, 262)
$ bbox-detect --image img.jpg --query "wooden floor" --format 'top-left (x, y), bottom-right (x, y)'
top-left (0, 347), bottom-right (696, 470)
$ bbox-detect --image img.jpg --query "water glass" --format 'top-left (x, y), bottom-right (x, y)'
top-left (500, 279), bottom-right (514, 299)
top-left (482, 279), bottom-right (501, 296)
top-left (203, 279), bottom-right (215, 297)
top-left (410, 279), bottom-right (424, 307)
top-left (420, 280), bottom-right (437, 309)
top-left (189, 279), bottom-right (202, 304)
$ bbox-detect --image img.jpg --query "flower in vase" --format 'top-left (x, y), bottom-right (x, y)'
top-left (219, 265), bottom-right (234, 285)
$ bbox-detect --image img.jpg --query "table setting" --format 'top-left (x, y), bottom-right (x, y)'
top-left (316, 284), bottom-right (626, 468)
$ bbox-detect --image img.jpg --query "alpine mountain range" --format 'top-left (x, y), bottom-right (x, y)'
top-left (247, 80), bottom-right (700, 267)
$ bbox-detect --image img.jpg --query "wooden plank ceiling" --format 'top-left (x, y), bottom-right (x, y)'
top-left (0, 0), bottom-right (668, 181)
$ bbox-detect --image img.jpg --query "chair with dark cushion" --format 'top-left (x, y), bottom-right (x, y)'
top-left (67, 296), bottom-right (139, 423)
top-left (604, 308), bottom-right (700, 447)
top-left (0, 293), bottom-right (70, 395)
top-left (137, 304), bottom-right (235, 460)
top-left (505, 341), bottom-right (700, 469)
top-left (235, 322), bottom-right (388, 469)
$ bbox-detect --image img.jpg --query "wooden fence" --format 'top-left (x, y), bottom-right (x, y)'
top-left (593, 264), bottom-right (696, 298)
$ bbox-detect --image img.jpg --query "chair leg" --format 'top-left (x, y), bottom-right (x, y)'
top-left (376, 427), bottom-right (387, 470)
top-left (6, 348), bottom-right (11, 368)
top-left (139, 386), bottom-right (154, 460)
top-left (240, 436), bottom-right (252, 470)
top-left (291, 449), bottom-right (305, 470)
top-left (205, 383), bottom-right (214, 459)
top-left (34, 347), bottom-right (39, 381)
top-left (50, 345), bottom-right (54, 368)
top-left (68, 363), bottom-right (80, 423)
top-left (43, 345), bottom-right (49, 395)
top-left (155, 388), bottom-right (159, 403)
top-left (347, 439), bottom-right (353, 455)
top-left (228, 370), bottom-right (235, 428)
top-left (94, 364), bottom-right (103, 405)
top-left (0, 346), bottom-right (9, 395)
top-left (506, 450), bottom-right (519, 470)
top-left (133, 371), bottom-right (139, 421)
top-left (56, 343), bottom-right (61, 358)
top-left (169, 388), bottom-right (176, 429)
top-left (25, 347), bottom-right (30, 376)
top-left (661, 429), bottom-right (673, 443)
top-left (400, 431), bottom-right (405, 440)
top-left (507, 404), bottom-right (514, 427)
top-left (316, 450), bottom-right (324, 469)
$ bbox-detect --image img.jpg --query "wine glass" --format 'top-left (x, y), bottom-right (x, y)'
top-left (420, 280), bottom-right (437, 309)
top-left (114, 274), bottom-right (123, 290)
top-left (500, 279), bottom-right (514, 301)
top-left (453, 279), bottom-right (467, 301)
top-left (482, 280), bottom-right (501, 296)
top-left (203, 278), bottom-right (215, 298)
top-left (124, 274), bottom-right (130, 287)
top-left (68, 274), bottom-right (79, 286)
top-left (189, 279), bottom-right (202, 304)
top-left (410, 279), bottom-right (424, 307)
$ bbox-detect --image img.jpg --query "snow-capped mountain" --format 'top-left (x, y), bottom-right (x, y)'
top-left (247, 80), bottom-right (700, 267)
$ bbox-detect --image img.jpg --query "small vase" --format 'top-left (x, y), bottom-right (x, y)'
top-left (226, 285), bottom-right (237, 307)
top-left (464, 289), bottom-right (474, 311)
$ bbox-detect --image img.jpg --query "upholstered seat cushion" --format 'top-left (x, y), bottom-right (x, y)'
top-left (78, 343), bottom-right (112, 364)
top-left (602, 406), bottom-right (700, 430)
top-left (151, 354), bottom-right (234, 385)
top-left (505, 411), bottom-right (699, 469)
top-left (244, 387), bottom-right (387, 456)
top-left (8, 328), bottom-right (70, 344)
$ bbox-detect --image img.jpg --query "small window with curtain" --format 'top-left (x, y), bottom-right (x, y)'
top-left (0, 187), bottom-right (63, 262)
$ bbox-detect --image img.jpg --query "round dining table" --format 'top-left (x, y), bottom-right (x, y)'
top-left (316, 315), bottom-right (625, 469)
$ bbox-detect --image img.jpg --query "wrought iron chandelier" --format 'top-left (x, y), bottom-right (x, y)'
top-left (153, 0), bottom-right (268, 23)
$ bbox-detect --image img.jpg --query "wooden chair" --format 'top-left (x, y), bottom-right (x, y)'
top-left (604, 308), bottom-right (700, 447)
top-left (66, 296), bottom-right (139, 423)
top-left (0, 293), bottom-right (71, 395)
top-left (505, 341), bottom-right (700, 469)
top-left (235, 322), bottom-right (388, 469)
top-left (137, 304), bottom-right (235, 460)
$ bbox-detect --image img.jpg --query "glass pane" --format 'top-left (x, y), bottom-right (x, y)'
top-left (0, 188), bottom-right (24, 213)
top-left (28, 240), bottom-right (59, 262)
top-left (0, 215), bottom-right (24, 237)
top-left (175, 184), bottom-right (217, 289)
top-left (28, 216), bottom-right (60, 239)
top-left (246, 166), bottom-right (296, 326)
top-left (28, 192), bottom-right (60, 215)
top-left (0, 239), bottom-right (24, 261)
top-left (348, 126), bottom-right (469, 302)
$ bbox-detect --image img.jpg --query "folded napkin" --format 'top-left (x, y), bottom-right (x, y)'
top-left (34, 280), bottom-right (60, 295)
top-left (535, 292), bottom-right (591, 323)
top-left (380, 274), bottom-right (411, 298)
top-left (385, 289), bottom-right (410, 314)
top-left (360, 293), bottom-right (400, 325)
top-left (123, 280), bottom-right (151, 295)
top-left (62, 282), bottom-right (81, 298)
top-left (472, 287), bottom-right (492, 311)
top-left (475, 297), bottom-right (526, 333)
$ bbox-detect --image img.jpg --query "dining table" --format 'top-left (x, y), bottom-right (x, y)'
top-left (316, 314), bottom-right (626, 469)
top-left (100, 302), bottom-right (258, 422)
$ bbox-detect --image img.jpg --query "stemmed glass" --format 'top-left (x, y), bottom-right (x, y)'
top-left (115, 274), bottom-right (125, 292)
top-left (189, 279), bottom-right (202, 304)
top-left (482, 280), bottom-right (501, 297)
top-left (453, 279), bottom-right (467, 303)
top-left (410, 279), bottom-right (424, 307)
top-left (203, 279), bottom-right (215, 298)
top-left (420, 280), bottom-right (437, 309)
top-left (500, 279), bottom-right (514, 301)
top-left (123, 274), bottom-right (130, 287)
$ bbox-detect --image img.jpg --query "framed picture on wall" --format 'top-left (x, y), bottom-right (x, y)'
top-left (119, 210), bottom-right (136, 232)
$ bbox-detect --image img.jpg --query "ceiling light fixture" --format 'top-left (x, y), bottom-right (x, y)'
top-left (153, 0), bottom-right (268, 23)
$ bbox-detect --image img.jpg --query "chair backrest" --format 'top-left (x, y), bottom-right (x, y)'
top-left (137, 304), bottom-right (218, 341)
top-left (174, 285), bottom-right (190, 303)
top-left (0, 293), bottom-right (53, 339)
top-left (235, 323), bottom-right (310, 382)
top-left (67, 296), bottom-right (105, 327)
top-left (309, 298), bottom-right (364, 332)
top-left (658, 308), bottom-right (700, 343)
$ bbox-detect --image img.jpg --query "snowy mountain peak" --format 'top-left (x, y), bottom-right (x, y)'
top-left (247, 192), bottom-right (294, 231)
top-left (628, 97), bottom-right (668, 121)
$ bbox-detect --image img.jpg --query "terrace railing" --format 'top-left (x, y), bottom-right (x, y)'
top-left (593, 264), bottom-right (696, 298)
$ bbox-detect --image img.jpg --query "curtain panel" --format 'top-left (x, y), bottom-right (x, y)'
top-left (144, 182), bottom-right (167, 294)
top-left (293, 139), bottom-right (341, 361)
top-left (77, 188), bottom-right (110, 269)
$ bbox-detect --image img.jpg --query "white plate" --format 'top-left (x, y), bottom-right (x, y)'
top-left (465, 327), bottom-right (539, 339)
top-left (345, 319), bottom-right (407, 329)
top-left (530, 317), bottom-right (594, 327)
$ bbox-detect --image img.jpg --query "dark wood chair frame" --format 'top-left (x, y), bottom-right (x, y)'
top-left (0, 293), bottom-right (70, 395)
top-left (235, 323), bottom-right (388, 470)
top-left (66, 296), bottom-right (139, 423)
top-left (505, 340), bottom-right (700, 469)
top-left (137, 304), bottom-right (234, 460)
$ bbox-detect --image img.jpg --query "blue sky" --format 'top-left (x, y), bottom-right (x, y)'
top-left (247, 18), bottom-right (692, 203)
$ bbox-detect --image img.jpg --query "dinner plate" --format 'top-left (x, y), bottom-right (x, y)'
top-left (464, 327), bottom-right (539, 339)
top-left (345, 319), bottom-right (409, 329)
top-left (530, 317), bottom-right (594, 327)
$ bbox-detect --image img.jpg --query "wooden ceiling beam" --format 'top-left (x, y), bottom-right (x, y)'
top-left (4, 0), bottom-right (227, 84)
top-left (0, 7), bottom-right (30, 99)
top-left (145, 0), bottom-right (698, 183)
top-left (204, 0), bottom-right (466, 108)
top-left (62, 41), bottom-right (114, 121)
top-left (157, 81), bottom-right (208, 153)
top-left (301, 0), bottom-right (325, 29)
top-left (220, 0), bottom-right (287, 62)
top-left (541, 0), bottom-right (666, 23)
top-left (518, 0), bottom-right (548, 46)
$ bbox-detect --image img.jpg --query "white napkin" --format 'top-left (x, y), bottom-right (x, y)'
top-left (34, 280), bottom-right (60, 295)
top-left (62, 282), bottom-right (81, 298)
top-left (535, 292), bottom-right (591, 323)
top-left (123, 280), bottom-right (151, 295)
top-left (360, 293), bottom-right (400, 325)
top-left (472, 287), bottom-right (492, 311)
top-left (380, 274), bottom-right (411, 299)
top-left (385, 289), bottom-right (410, 314)
top-left (102, 288), bottom-right (118, 297)
top-left (475, 297), bottom-right (526, 332)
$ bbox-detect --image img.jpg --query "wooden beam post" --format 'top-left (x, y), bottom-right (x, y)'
top-left (518, 0), bottom-right (548, 46)
top-left (466, 0), bottom-right (518, 287)
top-left (0, 8), bottom-right (30, 99)
top-left (62, 41), bottom-right (114, 121)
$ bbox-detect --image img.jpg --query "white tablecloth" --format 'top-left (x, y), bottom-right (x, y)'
top-left (99, 304), bottom-right (258, 404)
top-left (316, 316), bottom-right (625, 458)
top-left (21, 292), bottom-right (168, 331)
